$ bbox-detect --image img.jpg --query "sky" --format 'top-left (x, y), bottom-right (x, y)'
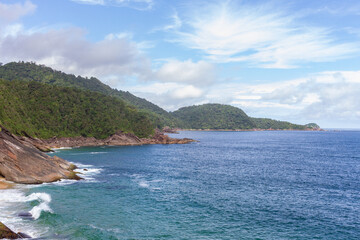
top-left (0, 0), bottom-right (360, 128)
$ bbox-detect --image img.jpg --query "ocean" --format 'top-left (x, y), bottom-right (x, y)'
top-left (1, 130), bottom-right (360, 239)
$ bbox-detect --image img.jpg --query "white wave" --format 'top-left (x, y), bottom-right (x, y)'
top-left (138, 180), bottom-right (150, 188)
top-left (29, 202), bottom-right (53, 220)
top-left (89, 152), bottom-right (107, 154)
top-left (51, 179), bottom-right (78, 186)
top-left (127, 174), bottom-right (163, 190)
top-left (69, 162), bottom-right (102, 183)
top-left (26, 192), bottom-right (51, 203)
top-left (0, 187), bottom-right (49, 238)
top-left (25, 193), bottom-right (53, 220)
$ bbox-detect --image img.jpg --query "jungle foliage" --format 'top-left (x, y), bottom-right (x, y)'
top-left (0, 62), bottom-right (179, 128)
top-left (0, 79), bottom-right (154, 139)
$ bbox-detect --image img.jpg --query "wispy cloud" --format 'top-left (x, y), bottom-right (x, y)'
top-left (151, 12), bottom-right (182, 33)
top-left (71, 0), bottom-right (154, 10)
top-left (171, 1), bottom-right (360, 68)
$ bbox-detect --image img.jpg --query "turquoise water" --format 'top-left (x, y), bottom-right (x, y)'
top-left (2, 131), bottom-right (360, 239)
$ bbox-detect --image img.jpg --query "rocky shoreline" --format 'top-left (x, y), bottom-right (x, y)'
top-left (0, 126), bottom-right (80, 185)
top-left (178, 128), bottom-right (324, 131)
top-left (0, 126), bottom-right (194, 184)
top-left (20, 129), bottom-right (195, 151)
top-left (0, 127), bottom-right (195, 239)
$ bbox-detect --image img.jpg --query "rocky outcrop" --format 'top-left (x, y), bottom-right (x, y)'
top-left (0, 222), bottom-right (31, 239)
top-left (0, 222), bottom-right (19, 239)
top-left (162, 126), bottom-right (179, 134)
top-left (142, 130), bottom-right (194, 144)
top-left (0, 125), bottom-right (193, 184)
top-left (19, 129), bottom-right (195, 149)
top-left (0, 126), bottom-right (80, 184)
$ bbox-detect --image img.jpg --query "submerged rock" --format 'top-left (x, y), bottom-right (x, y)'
top-left (17, 212), bottom-right (33, 219)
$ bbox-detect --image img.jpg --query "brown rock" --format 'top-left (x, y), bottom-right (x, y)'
top-left (0, 125), bottom-right (80, 184)
top-left (0, 222), bottom-right (20, 239)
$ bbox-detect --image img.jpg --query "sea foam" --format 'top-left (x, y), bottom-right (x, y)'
top-left (26, 193), bottom-right (53, 220)
top-left (0, 188), bottom-right (50, 238)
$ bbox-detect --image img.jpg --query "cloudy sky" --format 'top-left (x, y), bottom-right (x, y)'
top-left (1, 0), bottom-right (360, 128)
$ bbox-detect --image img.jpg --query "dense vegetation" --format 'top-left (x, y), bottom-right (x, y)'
top-left (0, 80), bottom-right (154, 139)
top-left (0, 62), bottom-right (179, 128)
top-left (0, 62), bottom-right (319, 133)
top-left (251, 117), bottom-right (308, 130)
top-left (171, 104), bottom-right (256, 129)
top-left (172, 104), bottom-right (317, 130)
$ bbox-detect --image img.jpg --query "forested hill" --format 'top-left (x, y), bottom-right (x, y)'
top-left (0, 79), bottom-right (154, 139)
top-left (0, 62), bottom-right (319, 132)
top-left (171, 104), bottom-right (256, 129)
top-left (250, 118), bottom-right (310, 130)
top-left (0, 62), bottom-right (178, 128)
top-left (171, 104), bottom-right (318, 130)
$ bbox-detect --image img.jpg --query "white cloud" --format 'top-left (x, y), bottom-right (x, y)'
top-left (172, 85), bottom-right (203, 99)
top-left (0, 27), bottom-right (151, 84)
top-left (0, 0), bottom-right (36, 22)
top-left (123, 82), bottom-right (207, 110)
top-left (155, 59), bottom-right (216, 86)
top-left (172, 1), bottom-right (360, 68)
top-left (72, 0), bottom-right (153, 10)
top-left (203, 71), bottom-right (360, 127)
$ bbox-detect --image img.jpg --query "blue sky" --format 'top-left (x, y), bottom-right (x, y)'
top-left (1, 0), bottom-right (360, 128)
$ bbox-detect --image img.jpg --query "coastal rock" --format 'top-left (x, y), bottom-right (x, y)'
top-left (0, 126), bottom-right (79, 184)
top-left (0, 222), bottom-right (20, 239)
top-left (142, 129), bottom-right (195, 145)
top-left (23, 130), bottom-right (195, 149)
top-left (162, 126), bottom-right (179, 134)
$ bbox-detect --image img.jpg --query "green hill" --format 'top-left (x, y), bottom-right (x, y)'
top-left (171, 104), bottom-right (316, 130)
top-left (171, 104), bottom-right (256, 129)
top-left (0, 62), bottom-right (319, 132)
top-left (0, 79), bottom-right (154, 139)
top-left (251, 117), bottom-right (307, 130)
top-left (0, 62), bottom-right (179, 128)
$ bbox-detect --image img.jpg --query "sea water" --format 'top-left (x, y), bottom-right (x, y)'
top-left (1, 131), bottom-right (360, 239)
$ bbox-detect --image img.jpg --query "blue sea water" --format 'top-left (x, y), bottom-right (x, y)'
top-left (1, 130), bottom-right (360, 239)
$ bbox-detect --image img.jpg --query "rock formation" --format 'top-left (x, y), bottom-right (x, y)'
top-left (19, 129), bottom-right (195, 149)
top-left (0, 124), bottom-right (194, 185)
top-left (0, 126), bottom-right (79, 184)
top-left (0, 222), bottom-right (31, 239)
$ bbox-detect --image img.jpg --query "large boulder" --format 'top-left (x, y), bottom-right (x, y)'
top-left (0, 126), bottom-right (79, 184)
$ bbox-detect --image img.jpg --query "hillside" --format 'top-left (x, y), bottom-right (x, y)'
top-left (0, 62), bottom-right (179, 127)
top-left (172, 104), bottom-right (318, 130)
top-left (0, 62), bottom-right (319, 132)
top-left (251, 117), bottom-right (308, 130)
top-left (171, 104), bottom-right (256, 129)
top-left (0, 79), bottom-right (154, 139)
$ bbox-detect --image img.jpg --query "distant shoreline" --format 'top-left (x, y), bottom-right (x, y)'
top-left (174, 128), bottom-right (324, 132)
